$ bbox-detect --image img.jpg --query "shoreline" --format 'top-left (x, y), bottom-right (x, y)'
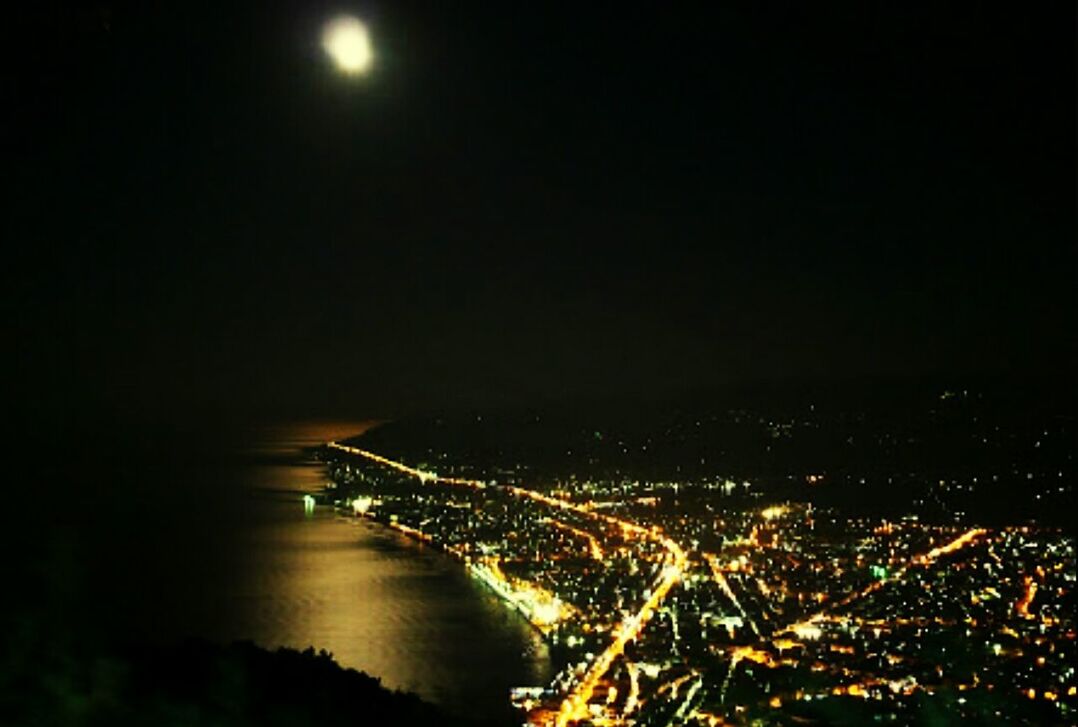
top-left (321, 439), bottom-right (689, 726)
top-left (331, 503), bottom-right (560, 642)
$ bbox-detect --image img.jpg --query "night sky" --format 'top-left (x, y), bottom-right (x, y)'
top-left (7, 3), bottom-right (1074, 425)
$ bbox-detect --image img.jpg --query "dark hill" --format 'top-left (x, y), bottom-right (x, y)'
top-left (0, 639), bottom-right (478, 727)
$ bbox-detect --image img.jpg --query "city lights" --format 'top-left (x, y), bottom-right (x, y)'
top-left (320, 432), bottom-right (1075, 726)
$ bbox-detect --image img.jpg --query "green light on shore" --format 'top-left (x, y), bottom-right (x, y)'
top-left (303, 494), bottom-right (316, 512)
top-left (870, 565), bottom-right (888, 580)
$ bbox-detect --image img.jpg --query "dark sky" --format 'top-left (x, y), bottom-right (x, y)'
top-left (6, 2), bottom-right (1074, 424)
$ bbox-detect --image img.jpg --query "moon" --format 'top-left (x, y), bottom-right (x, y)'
top-left (322, 16), bottom-right (373, 75)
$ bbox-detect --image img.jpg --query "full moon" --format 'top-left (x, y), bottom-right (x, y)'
top-left (322, 16), bottom-right (373, 75)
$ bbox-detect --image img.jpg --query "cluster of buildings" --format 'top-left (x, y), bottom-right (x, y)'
top-left (321, 436), bottom-right (1073, 726)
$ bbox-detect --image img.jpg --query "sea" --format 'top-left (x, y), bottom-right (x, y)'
top-left (30, 420), bottom-right (550, 723)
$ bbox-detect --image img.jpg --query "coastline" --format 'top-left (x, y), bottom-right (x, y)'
top-left (332, 503), bottom-right (560, 640)
top-left (321, 438), bottom-right (689, 726)
top-left (241, 425), bottom-right (555, 722)
top-left (320, 440), bottom-right (570, 640)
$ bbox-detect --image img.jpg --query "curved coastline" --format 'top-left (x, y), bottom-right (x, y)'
top-left (238, 424), bottom-right (553, 723)
top-left (320, 438), bottom-right (567, 639)
top-left (331, 503), bottom-right (558, 639)
top-left (322, 439), bottom-right (689, 727)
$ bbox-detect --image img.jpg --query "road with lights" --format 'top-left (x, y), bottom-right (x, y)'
top-left (328, 441), bottom-right (688, 725)
top-left (322, 441), bottom-right (1075, 725)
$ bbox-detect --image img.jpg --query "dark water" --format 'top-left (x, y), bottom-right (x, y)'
top-left (30, 421), bottom-right (549, 722)
top-left (225, 422), bottom-right (552, 717)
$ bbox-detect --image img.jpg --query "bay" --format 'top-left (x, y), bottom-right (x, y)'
top-left (31, 420), bottom-right (550, 723)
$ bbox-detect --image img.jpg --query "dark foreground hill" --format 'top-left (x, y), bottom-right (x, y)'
top-left (0, 639), bottom-right (477, 727)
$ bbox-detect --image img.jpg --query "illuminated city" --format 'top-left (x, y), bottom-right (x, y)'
top-left (315, 395), bottom-right (1074, 725)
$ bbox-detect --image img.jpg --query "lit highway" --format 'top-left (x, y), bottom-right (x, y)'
top-left (328, 441), bottom-right (689, 726)
top-left (324, 441), bottom-right (1074, 725)
top-left (777, 527), bottom-right (988, 642)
